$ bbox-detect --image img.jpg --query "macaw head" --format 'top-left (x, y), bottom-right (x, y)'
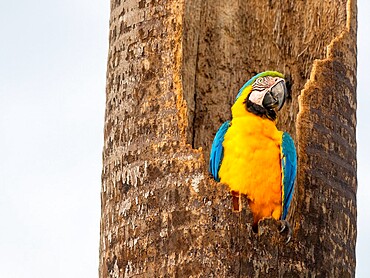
top-left (232, 71), bottom-right (287, 120)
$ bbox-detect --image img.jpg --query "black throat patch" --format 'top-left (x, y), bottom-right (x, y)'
top-left (244, 98), bottom-right (277, 121)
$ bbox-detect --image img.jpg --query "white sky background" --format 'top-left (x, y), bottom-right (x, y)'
top-left (0, 1), bottom-right (368, 277)
top-left (0, 1), bottom-right (109, 277)
top-left (356, 1), bottom-right (370, 277)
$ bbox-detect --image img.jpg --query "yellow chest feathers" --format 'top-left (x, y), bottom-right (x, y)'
top-left (218, 113), bottom-right (283, 202)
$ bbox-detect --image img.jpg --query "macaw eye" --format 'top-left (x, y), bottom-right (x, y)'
top-left (255, 77), bottom-right (263, 84)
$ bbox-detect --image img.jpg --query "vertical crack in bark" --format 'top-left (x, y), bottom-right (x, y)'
top-left (191, 31), bottom-right (201, 149)
top-left (183, 0), bottom-right (203, 148)
top-left (237, 212), bottom-right (241, 278)
top-left (277, 244), bottom-right (281, 278)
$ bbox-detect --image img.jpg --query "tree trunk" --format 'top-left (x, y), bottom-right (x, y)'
top-left (100, 0), bottom-right (357, 277)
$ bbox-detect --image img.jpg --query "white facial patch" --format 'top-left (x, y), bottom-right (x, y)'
top-left (248, 90), bottom-right (268, 106)
top-left (248, 76), bottom-right (285, 107)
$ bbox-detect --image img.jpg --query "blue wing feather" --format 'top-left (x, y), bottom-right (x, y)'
top-left (281, 132), bottom-right (297, 220)
top-left (209, 121), bottom-right (230, 182)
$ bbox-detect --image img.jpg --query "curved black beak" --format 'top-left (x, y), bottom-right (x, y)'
top-left (262, 80), bottom-right (287, 111)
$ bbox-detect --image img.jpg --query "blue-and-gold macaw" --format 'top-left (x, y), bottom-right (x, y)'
top-left (209, 71), bottom-right (297, 240)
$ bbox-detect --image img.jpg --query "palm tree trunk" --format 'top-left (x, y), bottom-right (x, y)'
top-left (100, 0), bottom-right (357, 276)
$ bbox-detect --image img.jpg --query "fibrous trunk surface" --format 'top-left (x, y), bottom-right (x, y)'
top-left (100, 0), bottom-right (357, 277)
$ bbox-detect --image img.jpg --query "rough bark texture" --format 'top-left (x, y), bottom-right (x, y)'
top-left (100, 0), bottom-right (357, 277)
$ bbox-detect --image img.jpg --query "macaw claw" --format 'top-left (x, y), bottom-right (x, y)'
top-left (279, 219), bottom-right (292, 244)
